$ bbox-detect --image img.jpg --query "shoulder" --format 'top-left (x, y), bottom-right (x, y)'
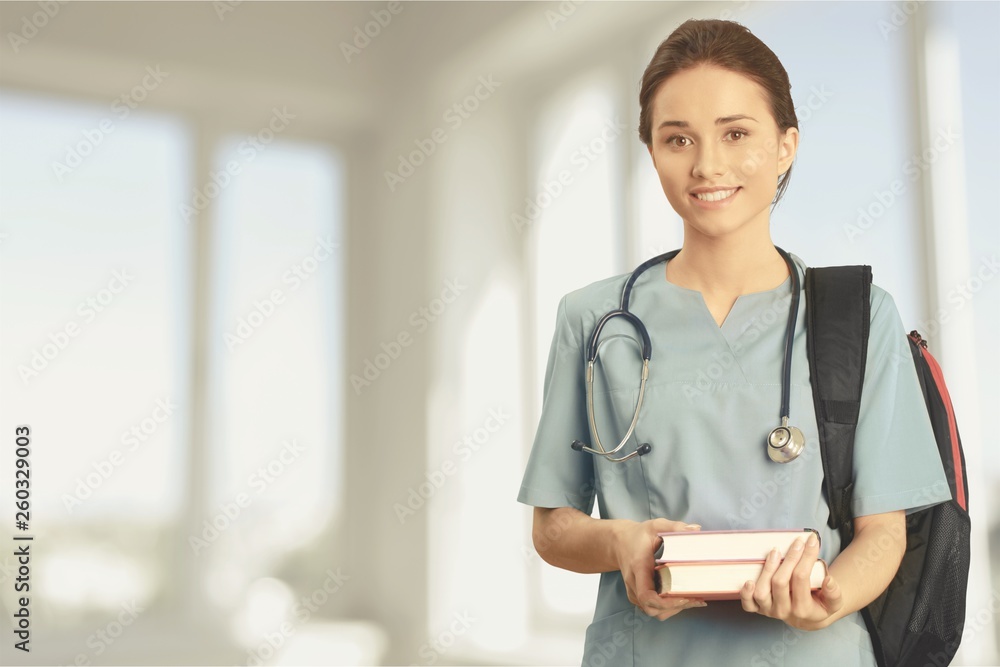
top-left (869, 283), bottom-right (895, 322)
top-left (869, 281), bottom-right (913, 339)
top-left (558, 270), bottom-right (632, 327)
top-left (867, 283), bottom-right (912, 358)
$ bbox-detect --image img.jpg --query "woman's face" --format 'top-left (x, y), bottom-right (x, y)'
top-left (646, 64), bottom-right (798, 243)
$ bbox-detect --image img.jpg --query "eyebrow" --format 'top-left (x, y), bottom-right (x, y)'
top-left (656, 115), bottom-right (759, 131)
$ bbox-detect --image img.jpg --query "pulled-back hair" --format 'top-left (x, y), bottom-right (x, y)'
top-left (638, 19), bottom-right (798, 206)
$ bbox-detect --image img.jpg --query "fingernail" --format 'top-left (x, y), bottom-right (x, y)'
top-left (807, 533), bottom-right (818, 548)
top-left (791, 538), bottom-right (804, 551)
top-left (767, 548), bottom-right (778, 562)
top-left (684, 524), bottom-right (701, 530)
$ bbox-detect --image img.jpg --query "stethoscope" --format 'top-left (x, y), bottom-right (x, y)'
top-left (570, 246), bottom-right (805, 464)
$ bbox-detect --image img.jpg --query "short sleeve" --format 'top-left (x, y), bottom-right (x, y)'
top-left (517, 294), bottom-right (596, 513)
top-left (850, 288), bottom-right (953, 518)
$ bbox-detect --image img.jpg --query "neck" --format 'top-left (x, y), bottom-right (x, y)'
top-left (666, 235), bottom-right (788, 296)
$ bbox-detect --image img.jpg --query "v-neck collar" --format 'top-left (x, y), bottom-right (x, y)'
top-left (648, 253), bottom-right (804, 347)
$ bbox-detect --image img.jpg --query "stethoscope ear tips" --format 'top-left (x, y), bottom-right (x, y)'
top-left (571, 440), bottom-right (585, 452)
top-left (767, 423), bottom-right (805, 463)
top-left (637, 443), bottom-right (652, 455)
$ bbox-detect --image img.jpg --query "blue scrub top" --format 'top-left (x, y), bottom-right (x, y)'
top-left (517, 252), bottom-right (952, 667)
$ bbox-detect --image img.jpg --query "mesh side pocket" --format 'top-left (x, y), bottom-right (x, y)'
top-left (908, 502), bottom-right (971, 642)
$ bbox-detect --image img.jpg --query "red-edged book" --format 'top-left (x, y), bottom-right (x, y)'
top-left (653, 528), bottom-right (828, 600)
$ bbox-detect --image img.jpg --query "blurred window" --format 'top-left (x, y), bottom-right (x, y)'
top-left (0, 89), bottom-right (192, 619)
top-left (0, 89), bottom-right (346, 626)
top-left (205, 137), bottom-right (345, 587)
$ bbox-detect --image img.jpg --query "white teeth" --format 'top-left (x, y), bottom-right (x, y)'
top-left (693, 188), bottom-right (738, 202)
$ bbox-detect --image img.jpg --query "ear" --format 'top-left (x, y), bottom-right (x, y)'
top-left (647, 143), bottom-right (656, 167)
top-left (777, 126), bottom-right (799, 176)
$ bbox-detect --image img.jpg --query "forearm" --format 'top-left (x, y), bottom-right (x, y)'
top-left (532, 507), bottom-right (634, 574)
top-left (823, 513), bottom-right (906, 627)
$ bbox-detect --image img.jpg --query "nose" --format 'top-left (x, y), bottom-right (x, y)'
top-left (691, 141), bottom-right (726, 180)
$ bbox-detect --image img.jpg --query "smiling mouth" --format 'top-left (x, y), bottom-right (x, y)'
top-left (691, 187), bottom-right (740, 202)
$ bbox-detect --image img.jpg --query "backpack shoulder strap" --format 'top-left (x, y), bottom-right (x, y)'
top-left (804, 265), bottom-right (872, 530)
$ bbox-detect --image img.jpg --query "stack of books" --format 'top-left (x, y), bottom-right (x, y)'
top-left (653, 528), bottom-right (828, 600)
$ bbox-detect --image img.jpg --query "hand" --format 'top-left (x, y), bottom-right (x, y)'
top-left (739, 533), bottom-right (844, 631)
top-left (614, 518), bottom-right (708, 620)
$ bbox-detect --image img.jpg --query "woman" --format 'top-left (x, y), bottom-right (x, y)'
top-left (516, 19), bottom-right (952, 666)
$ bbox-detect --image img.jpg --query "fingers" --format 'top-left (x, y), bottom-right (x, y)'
top-left (633, 560), bottom-right (707, 617)
top-left (624, 560), bottom-right (643, 609)
top-left (650, 520), bottom-right (701, 538)
top-left (769, 536), bottom-right (806, 619)
top-left (742, 546), bottom-right (782, 614)
top-left (740, 533), bottom-right (838, 628)
top-left (625, 582), bottom-right (639, 608)
top-left (652, 597), bottom-right (707, 620)
top-left (739, 579), bottom-right (758, 612)
top-left (634, 561), bottom-right (666, 614)
top-left (817, 574), bottom-right (844, 615)
top-left (790, 533), bottom-right (820, 618)
top-left (627, 518), bottom-right (703, 618)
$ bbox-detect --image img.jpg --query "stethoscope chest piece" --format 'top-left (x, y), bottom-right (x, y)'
top-left (766, 417), bottom-right (805, 463)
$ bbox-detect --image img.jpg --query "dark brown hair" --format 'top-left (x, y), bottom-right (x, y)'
top-left (638, 19), bottom-right (798, 206)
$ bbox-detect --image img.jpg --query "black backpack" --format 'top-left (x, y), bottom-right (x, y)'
top-left (805, 265), bottom-right (971, 667)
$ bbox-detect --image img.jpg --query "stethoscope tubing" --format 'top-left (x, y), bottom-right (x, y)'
top-left (777, 247), bottom-right (800, 424)
top-left (573, 246), bottom-right (802, 463)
